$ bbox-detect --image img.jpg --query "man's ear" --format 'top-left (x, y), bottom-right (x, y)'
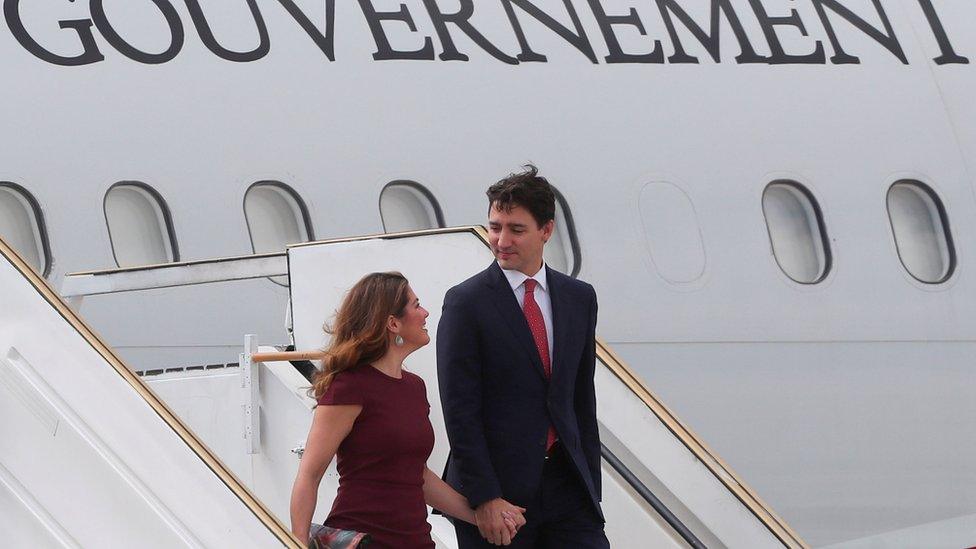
top-left (541, 219), bottom-right (555, 242)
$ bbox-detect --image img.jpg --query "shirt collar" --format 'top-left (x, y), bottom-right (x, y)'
top-left (500, 261), bottom-right (549, 294)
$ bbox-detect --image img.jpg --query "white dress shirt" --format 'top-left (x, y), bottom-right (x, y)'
top-left (501, 262), bottom-right (554, 366)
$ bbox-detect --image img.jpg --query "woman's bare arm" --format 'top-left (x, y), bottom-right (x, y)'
top-left (422, 467), bottom-right (477, 525)
top-left (289, 404), bottom-right (361, 543)
top-left (422, 466), bottom-right (524, 539)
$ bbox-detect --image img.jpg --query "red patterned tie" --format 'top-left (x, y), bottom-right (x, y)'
top-left (523, 279), bottom-right (557, 452)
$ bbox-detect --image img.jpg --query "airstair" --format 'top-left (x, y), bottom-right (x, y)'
top-left (2, 228), bottom-right (806, 548)
top-left (0, 237), bottom-right (300, 547)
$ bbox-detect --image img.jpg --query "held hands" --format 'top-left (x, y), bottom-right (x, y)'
top-left (500, 511), bottom-right (523, 541)
top-left (475, 498), bottom-right (527, 545)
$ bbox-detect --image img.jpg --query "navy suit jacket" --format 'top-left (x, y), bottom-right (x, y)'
top-left (437, 262), bottom-right (602, 518)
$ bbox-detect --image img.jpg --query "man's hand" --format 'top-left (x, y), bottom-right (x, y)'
top-left (475, 498), bottom-right (527, 545)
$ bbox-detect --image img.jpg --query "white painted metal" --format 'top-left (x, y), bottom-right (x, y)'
top-left (143, 367), bottom-right (251, 480)
top-left (0, 246), bottom-right (292, 547)
top-left (60, 253), bottom-right (288, 297)
top-left (5, 1), bottom-right (974, 545)
top-left (638, 182), bottom-right (707, 284)
top-left (819, 513), bottom-right (976, 549)
top-left (0, 460), bottom-right (82, 549)
top-left (242, 334), bottom-right (261, 454)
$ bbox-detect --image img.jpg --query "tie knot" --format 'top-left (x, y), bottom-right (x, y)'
top-left (523, 279), bottom-right (537, 293)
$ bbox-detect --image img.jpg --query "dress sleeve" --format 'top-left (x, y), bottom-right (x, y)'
top-left (414, 373), bottom-right (431, 409)
top-left (317, 371), bottom-right (364, 407)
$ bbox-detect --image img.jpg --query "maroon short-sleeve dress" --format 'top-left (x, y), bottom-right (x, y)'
top-left (317, 364), bottom-right (436, 549)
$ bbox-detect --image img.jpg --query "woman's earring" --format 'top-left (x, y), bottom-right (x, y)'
top-left (394, 335), bottom-right (404, 347)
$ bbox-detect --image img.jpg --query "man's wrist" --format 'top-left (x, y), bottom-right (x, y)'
top-left (475, 497), bottom-right (500, 512)
top-left (469, 490), bottom-right (504, 510)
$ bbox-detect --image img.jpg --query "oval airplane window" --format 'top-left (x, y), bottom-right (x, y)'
top-left (544, 187), bottom-right (581, 277)
top-left (379, 181), bottom-right (445, 233)
top-left (638, 182), bottom-right (706, 284)
top-left (886, 180), bottom-right (954, 284)
top-left (0, 183), bottom-right (51, 276)
top-left (104, 183), bottom-right (179, 268)
top-left (244, 182), bottom-right (313, 254)
top-left (762, 181), bottom-right (831, 284)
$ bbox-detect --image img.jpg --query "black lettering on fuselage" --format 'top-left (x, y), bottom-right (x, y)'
top-left (655, 0), bottom-right (766, 64)
top-left (358, 0), bottom-right (435, 61)
top-left (184, 0), bottom-right (269, 63)
top-left (811, 0), bottom-right (907, 64)
top-left (3, 0), bottom-right (105, 66)
top-left (747, 0), bottom-right (826, 64)
top-left (500, 0), bottom-right (597, 63)
top-left (275, 0), bottom-right (336, 61)
top-left (2, 0), bottom-right (971, 67)
top-left (421, 0), bottom-right (518, 64)
top-left (586, 1), bottom-right (663, 64)
top-left (90, 0), bottom-right (184, 64)
top-left (915, 0), bottom-right (969, 64)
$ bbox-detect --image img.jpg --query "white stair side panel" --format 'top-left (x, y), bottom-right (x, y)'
top-left (0, 353), bottom-right (190, 547)
top-left (146, 370), bottom-right (252, 486)
top-left (595, 365), bottom-right (781, 548)
top-left (599, 461), bottom-right (687, 548)
top-left (0, 462), bottom-right (81, 549)
top-left (0, 247), bottom-right (292, 548)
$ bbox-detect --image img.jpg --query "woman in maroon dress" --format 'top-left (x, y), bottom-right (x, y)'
top-left (290, 272), bottom-right (524, 548)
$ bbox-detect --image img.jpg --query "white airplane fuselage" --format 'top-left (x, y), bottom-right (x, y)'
top-left (2, 1), bottom-right (975, 547)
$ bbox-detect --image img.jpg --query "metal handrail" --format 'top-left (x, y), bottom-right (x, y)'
top-left (601, 443), bottom-right (706, 548)
top-left (251, 350), bottom-right (324, 363)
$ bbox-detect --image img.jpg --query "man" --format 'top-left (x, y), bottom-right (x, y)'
top-left (437, 166), bottom-right (608, 547)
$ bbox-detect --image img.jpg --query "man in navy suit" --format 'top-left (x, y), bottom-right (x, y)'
top-left (438, 166), bottom-right (608, 547)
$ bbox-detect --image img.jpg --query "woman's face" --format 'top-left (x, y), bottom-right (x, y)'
top-left (397, 286), bottom-right (430, 349)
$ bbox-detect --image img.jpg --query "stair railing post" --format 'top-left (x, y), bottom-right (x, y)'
top-left (241, 334), bottom-right (260, 455)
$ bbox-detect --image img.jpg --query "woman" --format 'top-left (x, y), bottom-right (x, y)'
top-left (290, 272), bottom-right (524, 548)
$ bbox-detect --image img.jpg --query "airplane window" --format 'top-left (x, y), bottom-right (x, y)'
top-left (886, 180), bottom-right (954, 283)
top-left (0, 183), bottom-right (50, 276)
top-left (244, 182), bottom-right (313, 254)
top-left (104, 183), bottom-right (178, 268)
top-left (379, 181), bottom-right (445, 233)
top-left (762, 181), bottom-right (831, 284)
top-left (638, 182), bottom-right (706, 284)
top-left (545, 186), bottom-right (581, 277)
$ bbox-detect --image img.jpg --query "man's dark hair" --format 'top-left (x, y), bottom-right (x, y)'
top-left (486, 164), bottom-right (556, 228)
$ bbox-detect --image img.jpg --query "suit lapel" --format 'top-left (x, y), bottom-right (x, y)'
top-left (547, 266), bottom-right (572, 384)
top-left (485, 262), bottom-right (547, 380)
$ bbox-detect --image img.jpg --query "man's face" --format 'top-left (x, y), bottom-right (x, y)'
top-left (488, 203), bottom-right (553, 275)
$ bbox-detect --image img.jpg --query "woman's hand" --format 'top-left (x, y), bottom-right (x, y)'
top-left (474, 499), bottom-right (528, 545)
top-left (292, 528), bottom-right (309, 546)
top-left (501, 510), bottom-right (525, 538)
